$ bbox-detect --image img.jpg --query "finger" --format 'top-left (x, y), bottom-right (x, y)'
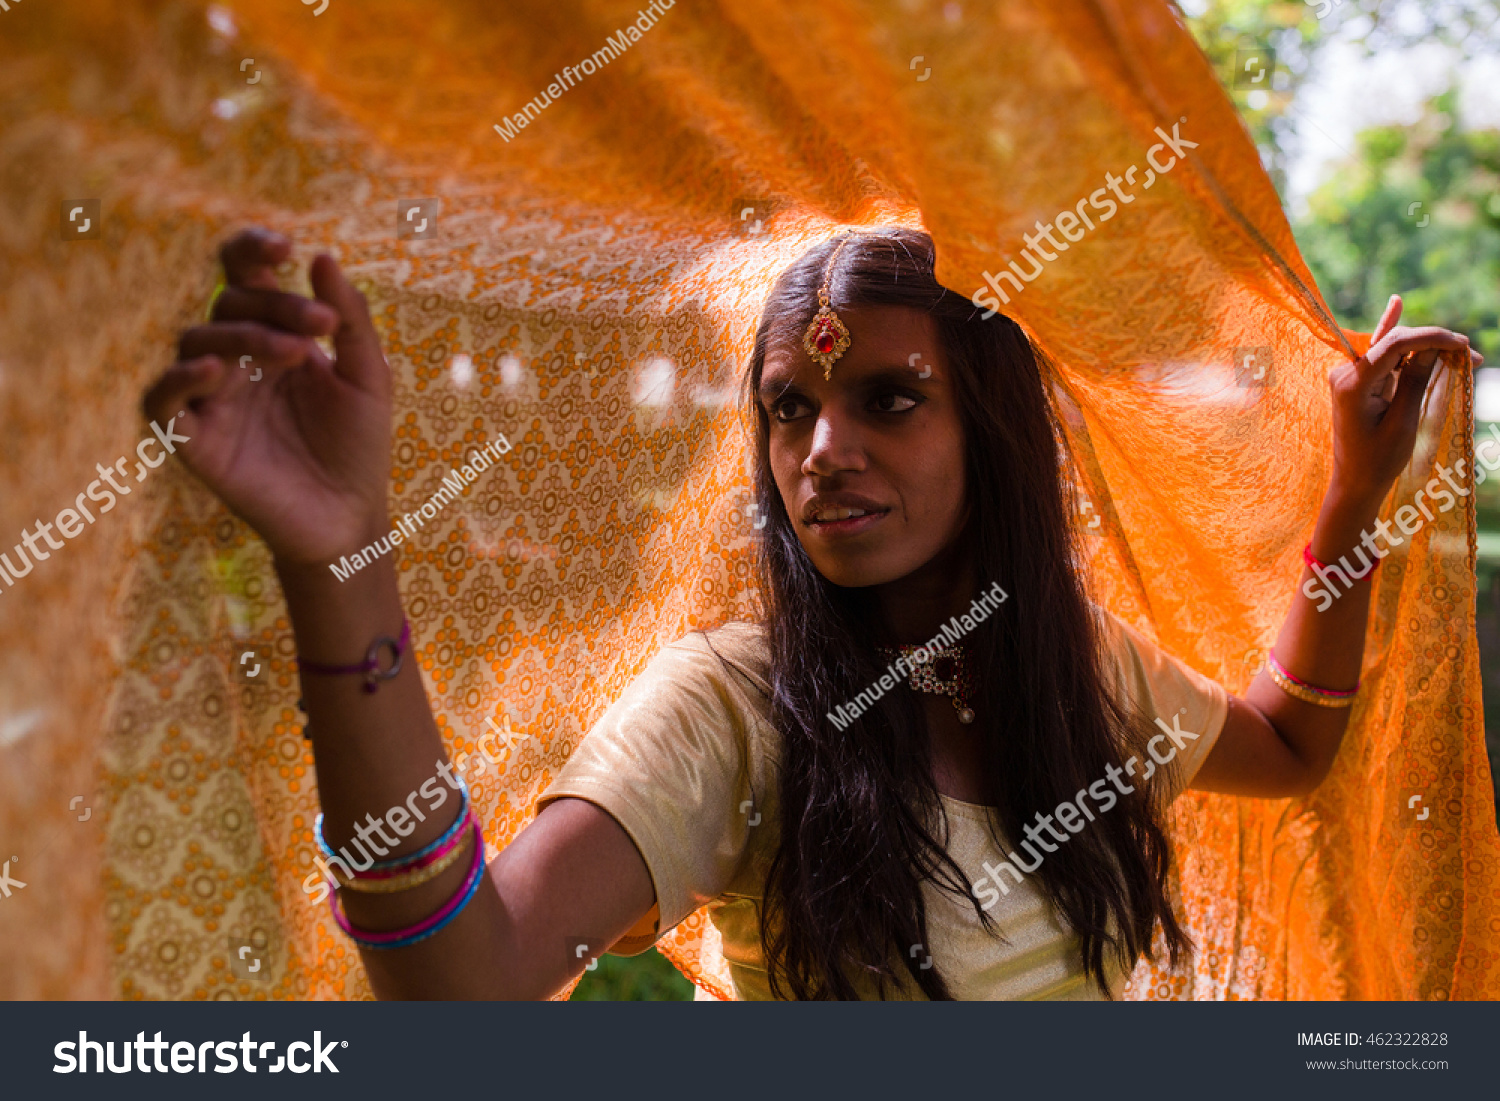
top-left (1355, 326), bottom-right (1471, 386)
top-left (309, 253), bottom-right (388, 391)
top-left (1370, 294), bottom-right (1403, 345)
top-left (1383, 350), bottom-right (1439, 442)
top-left (220, 228), bottom-right (293, 291)
top-left (142, 355), bottom-right (228, 430)
top-left (211, 285), bottom-right (340, 336)
top-left (178, 322), bottom-right (328, 369)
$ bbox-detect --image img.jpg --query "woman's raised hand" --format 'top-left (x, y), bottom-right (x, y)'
top-left (1327, 295), bottom-right (1483, 511)
top-left (142, 229), bottom-right (393, 566)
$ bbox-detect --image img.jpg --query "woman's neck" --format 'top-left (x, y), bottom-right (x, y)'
top-left (871, 532), bottom-right (980, 645)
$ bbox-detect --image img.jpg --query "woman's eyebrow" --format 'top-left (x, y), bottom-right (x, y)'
top-left (757, 369), bottom-right (798, 401)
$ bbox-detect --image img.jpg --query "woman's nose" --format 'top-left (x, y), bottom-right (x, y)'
top-left (802, 409), bottom-right (866, 478)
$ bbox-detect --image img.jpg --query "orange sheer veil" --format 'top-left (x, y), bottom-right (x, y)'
top-left (0, 0), bottom-right (1493, 1000)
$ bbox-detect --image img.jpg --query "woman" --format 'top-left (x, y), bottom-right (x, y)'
top-left (143, 225), bottom-right (1478, 1000)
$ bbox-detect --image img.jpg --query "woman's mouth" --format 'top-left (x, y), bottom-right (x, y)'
top-left (804, 506), bottom-right (890, 537)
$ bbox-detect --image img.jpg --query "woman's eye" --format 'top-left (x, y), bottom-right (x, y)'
top-left (873, 392), bottom-right (918, 414)
top-left (772, 397), bottom-right (812, 422)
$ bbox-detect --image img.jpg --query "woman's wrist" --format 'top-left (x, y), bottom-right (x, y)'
top-left (260, 497), bottom-right (393, 573)
top-left (276, 553), bottom-right (406, 665)
top-left (1325, 467), bottom-right (1386, 512)
top-left (1311, 477), bottom-right (1388, 567)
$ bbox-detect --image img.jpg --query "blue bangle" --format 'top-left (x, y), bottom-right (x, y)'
top-left (316, 778), bottom-right (471, 874)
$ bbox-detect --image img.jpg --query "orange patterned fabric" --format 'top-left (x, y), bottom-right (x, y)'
top-left (0, 0), bottom-right (1494, 1001)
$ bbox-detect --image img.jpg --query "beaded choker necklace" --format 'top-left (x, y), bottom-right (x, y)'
top-left (878, 643), bottom-right (975, 724)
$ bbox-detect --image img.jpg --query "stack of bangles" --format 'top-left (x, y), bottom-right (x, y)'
top-left (316, 783), bottom-right (485, 950)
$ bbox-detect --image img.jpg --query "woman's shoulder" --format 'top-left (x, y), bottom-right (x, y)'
top-left (1089, 604), bottom-right (1135, 656)
top-left (1090, 603), bottom-right (1188, 694)
top-left (658, 619), bottom-right (771, 700)
top-left (1087, 603), bottom-right (1229, 793)
top-left (1089, 604), bottom-right (1210, 684)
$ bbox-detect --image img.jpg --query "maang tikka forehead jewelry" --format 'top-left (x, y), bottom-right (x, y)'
top-left (802, 234), bottom-right (856, 379)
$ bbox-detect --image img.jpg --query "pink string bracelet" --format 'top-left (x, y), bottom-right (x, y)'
top-left (297, 619), bottom-right (411, 694)
top-left (331, 818), bottom-right (486, 950)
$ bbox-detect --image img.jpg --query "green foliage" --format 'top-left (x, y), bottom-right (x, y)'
top-left (1180, 3), bottom-right (1500, 355)
top-left (1293, 90), bottom-right (1500, 358)
top-left (1181, 0), bottom-right (1323, 189)
top-left (568, 948), bottom-right (696, 1001)
top-left (1180, 0), bottom-right (1500, 193)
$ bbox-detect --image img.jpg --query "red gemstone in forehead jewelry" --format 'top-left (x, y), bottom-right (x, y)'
top-left (803, 302), bottom-right (852, 378)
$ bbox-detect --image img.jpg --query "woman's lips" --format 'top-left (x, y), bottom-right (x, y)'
top-left (803, 509), bottom-right (890, 538)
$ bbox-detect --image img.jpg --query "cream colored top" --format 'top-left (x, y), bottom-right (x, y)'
top-left (537, 613), bottom-right (1227, 1000)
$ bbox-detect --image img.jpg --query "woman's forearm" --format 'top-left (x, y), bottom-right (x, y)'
top-left (1245, 481), bottom-right (1384, 783)
top-left (277, 554), bottom-right (508, 998)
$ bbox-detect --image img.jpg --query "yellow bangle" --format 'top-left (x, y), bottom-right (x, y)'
top-left (337, 826), bottom-right (475, 894)
top-left (1265, 653), bottom-right (1357, 709)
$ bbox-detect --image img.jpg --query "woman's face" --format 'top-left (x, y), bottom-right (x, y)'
top-left (759, 305), bottom-right (968, 588)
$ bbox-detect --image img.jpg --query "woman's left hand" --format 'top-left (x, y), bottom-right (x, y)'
top-left (1327, 294), bottom-right (1482, 513)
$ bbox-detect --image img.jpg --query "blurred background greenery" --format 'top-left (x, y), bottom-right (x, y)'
top-left (575, 0), bottom-right (1500, 1000)
top-left (569, 947), bottom-right (695, 1000)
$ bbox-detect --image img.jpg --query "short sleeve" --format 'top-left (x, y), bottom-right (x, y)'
top-left (1098, 612), bottom-right (1229, 801)
top-left (535, 632), bottom-right (761, 943)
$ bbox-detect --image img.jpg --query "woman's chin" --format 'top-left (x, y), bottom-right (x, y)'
top-left (808, 552), bottom-right (920, 590)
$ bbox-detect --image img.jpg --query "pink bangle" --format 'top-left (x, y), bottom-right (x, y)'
top-left (338, 811), bottom-right (479, 894)
top-left (1265, 649), bottom-right (1359, 705)
top-left (1303, 542), bottom-right (1377, 580)
top-left (315, 785), bottom-right (474, 883)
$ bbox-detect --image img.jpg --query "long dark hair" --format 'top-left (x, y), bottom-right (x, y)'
top-left (747, 227), bottom-right (1187, 1000)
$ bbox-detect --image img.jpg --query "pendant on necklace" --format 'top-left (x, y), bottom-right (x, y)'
top-left (878, 643), bottom-right (975, 723)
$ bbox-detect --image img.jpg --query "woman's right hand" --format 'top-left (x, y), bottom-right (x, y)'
top-left (142, 228), bottom-right (393, 566)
